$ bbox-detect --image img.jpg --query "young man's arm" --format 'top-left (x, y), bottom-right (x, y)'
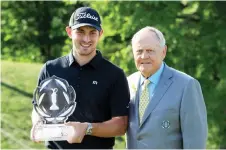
top-left (66, 69), bottom-right (130, 144)
top-left (66, 116), bottom-right (128, 143)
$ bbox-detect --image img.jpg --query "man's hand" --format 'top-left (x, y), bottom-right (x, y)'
top-left (65, 122), bottom-right (88, 143)
top-left (30, 120), bottom-right (42, 143)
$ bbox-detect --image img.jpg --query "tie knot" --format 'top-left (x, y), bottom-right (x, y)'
top-left (144, 79), bottom-right (150, 87)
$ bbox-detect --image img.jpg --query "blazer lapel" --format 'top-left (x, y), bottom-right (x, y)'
top-left (140, 65), bottom-right (173, 127)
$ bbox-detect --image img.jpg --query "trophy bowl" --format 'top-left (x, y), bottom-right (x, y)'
top-left (31, 75), bottom-right (76, 141)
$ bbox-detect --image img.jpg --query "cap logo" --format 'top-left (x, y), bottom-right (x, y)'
top-left (76, 12), bottom-right (98, 22)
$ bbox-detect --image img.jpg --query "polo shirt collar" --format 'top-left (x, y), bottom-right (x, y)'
top-left (68, 50), bottom-right (76, 66)
top-left (68, 50), bottom-right (102, 69)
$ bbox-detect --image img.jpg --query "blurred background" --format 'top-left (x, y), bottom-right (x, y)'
top-left (1, 1), bottom-right (226, 149)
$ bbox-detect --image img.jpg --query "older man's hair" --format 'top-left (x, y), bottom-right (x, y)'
top-left (132, 26), bottom-right (166, 48)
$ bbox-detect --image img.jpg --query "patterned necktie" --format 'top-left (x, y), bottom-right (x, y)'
top-left (139, 79), bottom-right (150, 123)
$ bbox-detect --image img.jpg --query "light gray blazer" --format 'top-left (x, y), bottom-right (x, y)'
top-left (126, 64), bottom-right (208, 149)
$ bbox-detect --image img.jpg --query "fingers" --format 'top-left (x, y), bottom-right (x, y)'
top-left (33, 139), bottom-right (41, 143)
top-left (65, 121), bottom-right (73, 126)
top-left (30, 126), bottom-right (41, 143)
top-left (67, 126), bottom-right (82, 144)
top-left (65, 121), bottom-right (78, 127)
top-left (67, 134), bottom-right (82, 144)
top-left (65, 122), bottom-right (88, 144)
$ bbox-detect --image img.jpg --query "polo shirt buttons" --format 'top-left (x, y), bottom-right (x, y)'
top-left (77, 68), bottom-right (82, 87)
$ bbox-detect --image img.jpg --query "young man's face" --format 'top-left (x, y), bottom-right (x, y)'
top-left (132, 30), bottom-right (166, 78)
top-left (67, 26), bottom-right (103, 57)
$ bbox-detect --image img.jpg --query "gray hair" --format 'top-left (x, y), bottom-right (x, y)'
top-left (132, 26), bottom-right (166, 48)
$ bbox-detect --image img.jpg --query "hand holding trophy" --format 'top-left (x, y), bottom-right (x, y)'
top-left (30, 75), bottom-right (76, 141)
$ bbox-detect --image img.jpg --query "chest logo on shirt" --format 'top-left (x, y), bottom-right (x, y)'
top-left (92, 81), bottom-right (98, 85)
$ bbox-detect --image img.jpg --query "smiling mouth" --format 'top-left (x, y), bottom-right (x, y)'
top-left (81, 43), bottom-right (91, 48)
top-left (141, 62), bottom-right (151, 64)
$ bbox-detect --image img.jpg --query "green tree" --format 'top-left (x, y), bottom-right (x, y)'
top-left (1, 1), bottom-right (85, 62)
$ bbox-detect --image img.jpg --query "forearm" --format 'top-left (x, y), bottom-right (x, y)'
top-left (91, 116), bottom-right (128, 137)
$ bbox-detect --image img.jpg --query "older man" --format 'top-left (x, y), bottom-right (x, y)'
top-left (126, 26), bottom-right (208, 149)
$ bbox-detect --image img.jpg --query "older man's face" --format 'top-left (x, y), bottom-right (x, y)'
top-left (132, 30), bottom-right (166, 78)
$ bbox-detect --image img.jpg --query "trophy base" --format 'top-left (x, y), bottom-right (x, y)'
top-left (31, 124), bottom-right (74, 141)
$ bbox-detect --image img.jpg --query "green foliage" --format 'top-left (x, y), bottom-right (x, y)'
top-left (1, 1), bottom-right (84, 62)
top-left (1, 1), bottom-right (226, 148)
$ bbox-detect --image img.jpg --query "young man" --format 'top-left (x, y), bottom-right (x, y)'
top-left (31, 7), bottom-right (130, 149)
top-left (126, 26), bottom-right (208, 148)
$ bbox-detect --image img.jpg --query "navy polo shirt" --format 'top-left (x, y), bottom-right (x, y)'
top-left (34, 50), bottom-right (130, 149)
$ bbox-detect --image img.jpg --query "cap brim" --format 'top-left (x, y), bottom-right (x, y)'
top-left (71, 23), bottom-right (101, 31)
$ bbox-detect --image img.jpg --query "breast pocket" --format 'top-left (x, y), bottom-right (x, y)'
top-left (150, 109), bottom-right (180, 134)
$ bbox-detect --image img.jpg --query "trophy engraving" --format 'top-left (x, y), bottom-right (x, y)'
top-left (50, 88), bottom-right (59, 110)
top-left (31, 76), bottom-right (76, 141)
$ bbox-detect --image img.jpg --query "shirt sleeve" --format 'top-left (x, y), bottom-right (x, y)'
top-left (37, 63), bottom-right (49, 85)
top-left (109, 69), bottom-right (130, 117)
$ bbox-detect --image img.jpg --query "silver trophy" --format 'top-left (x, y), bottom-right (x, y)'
top-left (30, 75), bottom-right (76, 141)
